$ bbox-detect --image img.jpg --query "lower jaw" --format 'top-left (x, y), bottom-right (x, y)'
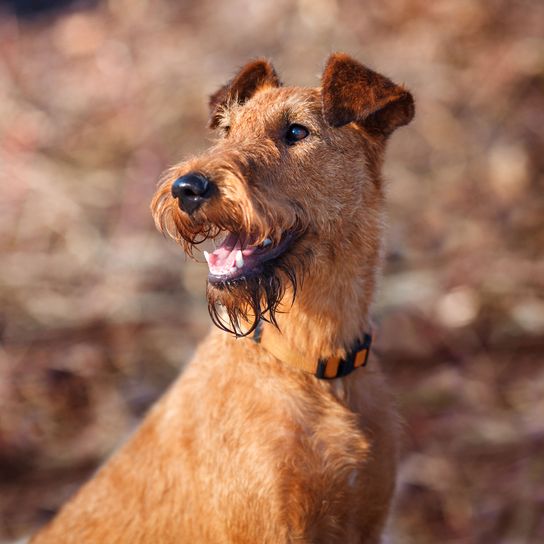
top-left (208, 267), bottom-right (263, 286)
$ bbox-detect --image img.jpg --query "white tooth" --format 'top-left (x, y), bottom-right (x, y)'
top-left (203, 250), bottom-right (210, 264)
top-left (262, 238), bottom-right (272, 247)
top-left (235, 250), bottom-right (244, 268)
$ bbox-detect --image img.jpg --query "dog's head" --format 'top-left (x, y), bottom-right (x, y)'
top-left (151, 53), bottom-right (414, 335)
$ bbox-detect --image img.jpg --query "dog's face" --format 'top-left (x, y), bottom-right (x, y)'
top-left (151, 54), bottom-right (414, 335)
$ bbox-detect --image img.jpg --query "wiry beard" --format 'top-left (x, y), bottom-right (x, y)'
top-left (150, 171), bottom-right (310, 336)
top-left (206, 252), bottom-right (304, 337)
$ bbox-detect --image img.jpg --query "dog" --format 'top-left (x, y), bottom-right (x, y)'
top-left (31, 52), bottom-right (414, 543)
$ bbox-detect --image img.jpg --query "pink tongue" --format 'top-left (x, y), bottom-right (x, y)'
top-left (209, 236), bottom-right (241, 268)
top-left (207, 233), bottom-right (260, 275)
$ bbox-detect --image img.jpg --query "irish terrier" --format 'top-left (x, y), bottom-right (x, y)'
top-left (32, 53), bottom-right (414, 543)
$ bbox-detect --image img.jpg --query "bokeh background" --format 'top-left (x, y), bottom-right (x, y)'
top-left (0, 0), bottom-right (543, 542)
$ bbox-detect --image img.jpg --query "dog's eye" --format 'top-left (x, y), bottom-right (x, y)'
top-left (285, 124), bottom-right (309, 145)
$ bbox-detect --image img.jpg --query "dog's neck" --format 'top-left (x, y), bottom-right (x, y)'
top-left (273, 215), bottom-right (383, 362)
top-left (274, 279), bottom-right (373, 363)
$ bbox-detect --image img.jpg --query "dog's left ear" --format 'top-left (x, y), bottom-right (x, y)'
top-left (209, 59), bottom-right (281, 128)
top-left (322, 52), bottom-right (414, 137)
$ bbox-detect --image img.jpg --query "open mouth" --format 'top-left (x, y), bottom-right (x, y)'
top-left (204, 232), bottom-right (293, 284)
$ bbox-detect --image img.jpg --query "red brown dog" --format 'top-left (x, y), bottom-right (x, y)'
top-left (32, 52), bottom-right (414, 543)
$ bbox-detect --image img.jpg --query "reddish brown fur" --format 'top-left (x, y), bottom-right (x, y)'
top-left (322, 53), bottom-right (414, 135)
top-left (32, 54), bottom-right (414, 543)
top-left (209, 58), bottom-right (282, 129)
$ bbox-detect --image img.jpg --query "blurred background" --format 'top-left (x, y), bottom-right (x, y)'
top-left (0, 0), bottom-right (543, 542)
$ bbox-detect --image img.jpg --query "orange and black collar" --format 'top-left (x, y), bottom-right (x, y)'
top-left (251, 320), bottom-right (372, 380)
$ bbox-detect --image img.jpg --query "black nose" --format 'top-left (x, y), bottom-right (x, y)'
top-left (171, 173), bottom-right (213, 215)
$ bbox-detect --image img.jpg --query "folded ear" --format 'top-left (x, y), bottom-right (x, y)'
top-left (322, 52), bottom-right (414, 137)
top-left (209, 59), bottom-right (281, 128)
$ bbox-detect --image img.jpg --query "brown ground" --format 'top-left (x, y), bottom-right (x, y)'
top-left (0, 1), bottom-right (543, 542)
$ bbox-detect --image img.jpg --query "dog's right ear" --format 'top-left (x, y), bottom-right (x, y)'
top-left (209, 59), bottom-right (281, 129)
top-left (322, 52), bottom-right (414, 137)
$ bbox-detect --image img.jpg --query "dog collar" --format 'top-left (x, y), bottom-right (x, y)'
top-left (251, 320), bottom-right (372, 379)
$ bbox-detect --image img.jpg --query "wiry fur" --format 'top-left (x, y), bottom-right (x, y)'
top-left (32, 53), bottom-right (414, 543)
top-left (206, 252), bottom-right (303, 336)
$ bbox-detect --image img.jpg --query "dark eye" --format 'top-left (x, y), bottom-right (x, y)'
top-left (285, 124), bottom-right (309, 145)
